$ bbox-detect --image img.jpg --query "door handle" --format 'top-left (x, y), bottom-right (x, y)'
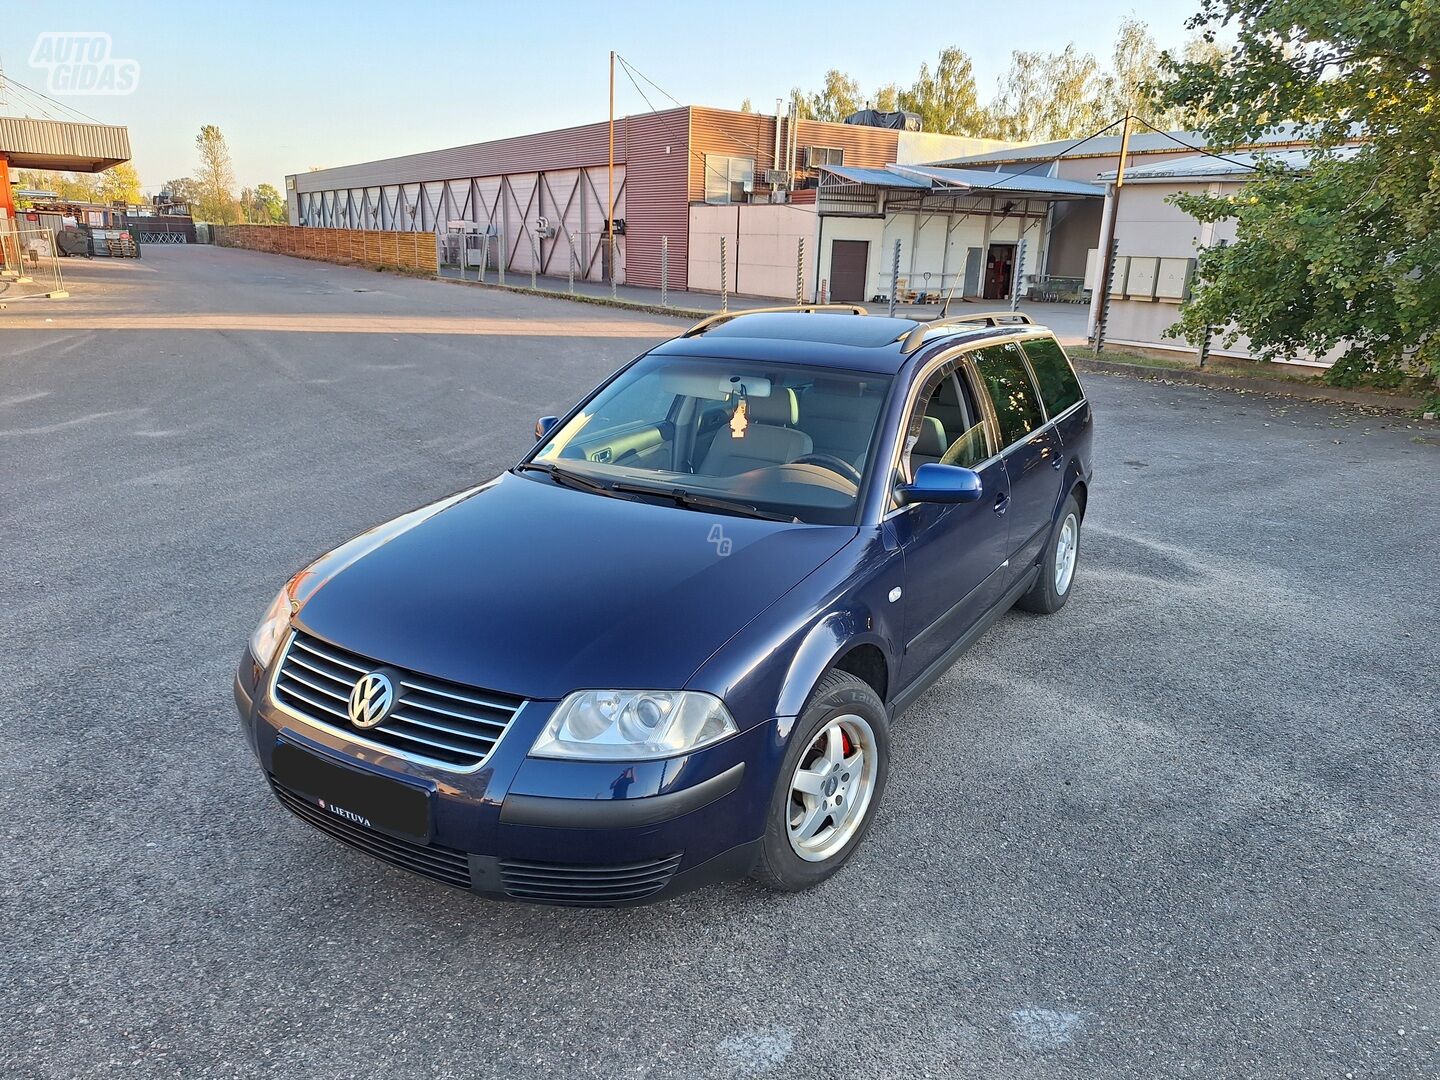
top-left (1050, 452), bottom-right (1064, 471)
top-left (993, 491), bottom-right (1010, 515)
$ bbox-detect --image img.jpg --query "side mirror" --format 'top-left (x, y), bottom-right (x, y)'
top-left (896, 462), bottom-right (983, 506)
top-left (534, 415), bottom-right (559, 441)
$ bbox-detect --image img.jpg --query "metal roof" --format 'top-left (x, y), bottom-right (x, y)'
top-left (0, 116), bottom-right (130, 171)
top-left (1098, 144), bottom-right (1362, 181)
top-left (820, 163), bottom-right (1102, 199)
top-left (888, 164), bottom-right (1103, 197)
top-left (820, 164), bottom-right (930, 189)
top-left (927, 122), bottom-right (1357, 168)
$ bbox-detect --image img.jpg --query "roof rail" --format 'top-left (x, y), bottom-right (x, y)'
top-left (683, 303), bottom-right (869, 338)
top-left (899, 310), bottom-right (1036, 353)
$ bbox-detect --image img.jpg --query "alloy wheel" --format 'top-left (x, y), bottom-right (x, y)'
top-left (787, 714), bottom-right (878, 862)
top-left (1055, 512), bottom-right (1078, 595)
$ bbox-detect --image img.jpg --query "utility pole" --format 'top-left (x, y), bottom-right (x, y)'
top-left (1090, 113), bottom-right (1133, 354)
top-left (607, 50), bottom-right (617, 299)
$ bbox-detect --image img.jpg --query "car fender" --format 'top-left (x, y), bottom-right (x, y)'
top-left (774, 610), bottom-right (894, 719)
top-left (684, 530), bottom-right (902, 728)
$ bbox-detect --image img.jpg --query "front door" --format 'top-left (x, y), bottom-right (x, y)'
top-left (983, 243), bottom-right (1016, 300)
top-left (893, 370), bottom-right (1009, 685)
top-left (830, 240), bottom-right (869, 302)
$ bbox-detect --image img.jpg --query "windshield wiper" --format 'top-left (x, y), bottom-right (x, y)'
top-left (610, 482), bottom-right (799, 523)
top-left (514, 462), bottom-right (639, 501)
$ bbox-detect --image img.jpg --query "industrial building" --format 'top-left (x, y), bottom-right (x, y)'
top-left (289, 109), bottom-right (1355, 364)
top-left (285, 106), bottom-right (1095, 303)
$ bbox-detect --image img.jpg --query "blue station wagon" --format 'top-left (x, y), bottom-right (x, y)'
top-left (234, 306), bottom-right (1093, 904)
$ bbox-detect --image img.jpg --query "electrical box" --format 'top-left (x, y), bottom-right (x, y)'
top-left (1156, 257), bottom-right (1197, 302)
top-left (1109, 255), bottom-right (1130, 294)
top-left (1126, 256), bottom-right (1159, 301)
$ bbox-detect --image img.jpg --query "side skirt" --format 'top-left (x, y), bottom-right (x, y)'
top-left (889, 565), bottom-right (1040, 719)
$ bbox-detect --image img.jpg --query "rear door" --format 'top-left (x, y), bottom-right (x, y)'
top-left (969, 342), bottom-right (1063, 582)
top-left (1020, 335), bottom-right (1091, 469)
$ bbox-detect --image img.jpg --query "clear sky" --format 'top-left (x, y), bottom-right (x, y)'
top-left (1, 0), bottom-right (1200, 191)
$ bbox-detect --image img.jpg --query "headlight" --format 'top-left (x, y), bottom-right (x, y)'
top-left (248, 579), bottom-right (298, 668)
top-left (529, 690), bottom-right (738, 761)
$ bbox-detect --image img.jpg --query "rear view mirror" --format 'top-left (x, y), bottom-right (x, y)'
top-left (535, 415), bottom-right (559, 441)
top-left (896, 463), bottom-right (983, 505)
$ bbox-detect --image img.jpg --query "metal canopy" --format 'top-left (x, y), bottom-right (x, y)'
top-left (0, 116), bottom-right (131, 172)
top-left (818, 163), bottom-right (1103, 203)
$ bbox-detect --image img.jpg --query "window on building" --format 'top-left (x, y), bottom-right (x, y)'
top-left (704, 155), bottom-right (756, 204)
top-left (805, 147), bottom-right (845, 168)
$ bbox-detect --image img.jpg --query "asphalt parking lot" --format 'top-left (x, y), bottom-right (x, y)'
top-left (2, 247), bottom-right (1436, 1079)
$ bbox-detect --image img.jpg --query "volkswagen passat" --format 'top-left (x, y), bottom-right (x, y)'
top-left (235, 307), bottom-right (1092, 905)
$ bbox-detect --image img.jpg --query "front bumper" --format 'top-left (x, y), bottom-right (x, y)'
top-left (234, 658), bottom-right (777, 905)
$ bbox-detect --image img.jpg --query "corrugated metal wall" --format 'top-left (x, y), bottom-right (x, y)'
top-left (623, 110), bottom-right (691, 289)
top-left (285, 107), bottom-right (920, 292)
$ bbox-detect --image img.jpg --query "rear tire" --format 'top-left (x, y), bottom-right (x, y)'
top-left (1018, 493), bottom-right (1081, 614)
top-left (751, 670), bottom-right (890, 892)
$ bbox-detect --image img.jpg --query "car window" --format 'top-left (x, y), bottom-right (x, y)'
top-left (895, 367), bottom-right (995, 498)
top-left (1021, 337), bottom-right (1084, 416)
top-left (532, 355), bottom-right (892, 526)
top-left (972, 343), bottom-right (1045, 447)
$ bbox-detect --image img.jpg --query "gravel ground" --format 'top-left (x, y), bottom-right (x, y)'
top-left (1, 247), bottom-right (1436, 1079)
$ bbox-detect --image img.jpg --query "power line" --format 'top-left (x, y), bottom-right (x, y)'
top-left (1129, 115), bottom-right (1262, 172)
top-left (0, 73), bottom-right (103, 124)
top-left (613, 53), bottom-right (757, 195)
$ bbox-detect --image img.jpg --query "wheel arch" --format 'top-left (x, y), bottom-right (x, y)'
top-left (774, 610), bottom-right (896, 719)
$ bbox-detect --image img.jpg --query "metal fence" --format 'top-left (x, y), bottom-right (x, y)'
top-left (0, 226), bottom-right (69, 301)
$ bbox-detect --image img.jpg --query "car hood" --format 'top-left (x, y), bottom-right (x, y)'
top-left (296, 471), bottom-right (856, 700)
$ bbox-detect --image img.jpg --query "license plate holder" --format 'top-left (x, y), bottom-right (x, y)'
top-left (273, 738), bottom-right (433, 844)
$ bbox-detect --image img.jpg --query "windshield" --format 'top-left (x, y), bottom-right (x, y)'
top-left (527, 355), bottom-right (892, 525)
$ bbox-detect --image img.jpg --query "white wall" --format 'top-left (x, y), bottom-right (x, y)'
top-left (815, 215), bottom-right (885, 302)
top-left (689, 203), bottom-right (818, 299)
top-left (873, 205), bottom-right (1047, 300)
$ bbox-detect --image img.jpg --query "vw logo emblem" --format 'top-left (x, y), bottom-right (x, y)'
top-left (348, 670), bottom-right (395, 730)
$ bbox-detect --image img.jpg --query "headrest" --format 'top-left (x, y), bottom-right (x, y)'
top-left (914, 416), bottom-right (949, 457)
top-left (803, 388), bottom-right (872, 422)
top-left (745, 388), bottom-right (799, 426)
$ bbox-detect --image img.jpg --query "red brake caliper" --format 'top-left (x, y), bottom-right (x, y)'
top-left (840, 730), bottom-right (854, 757)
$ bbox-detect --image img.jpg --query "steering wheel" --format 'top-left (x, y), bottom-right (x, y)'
top-left (791, 453), bottom-right (864, 487)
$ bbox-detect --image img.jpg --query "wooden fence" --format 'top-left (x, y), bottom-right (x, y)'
top-left (211, 225), bottom-right (437, 273)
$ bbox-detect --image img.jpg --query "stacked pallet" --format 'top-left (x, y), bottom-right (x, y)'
top-left (212, 225), bottom-right (438, 274)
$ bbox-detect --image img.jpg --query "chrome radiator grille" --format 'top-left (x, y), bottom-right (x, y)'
top-left (272, 631), bottom-right (523, 770)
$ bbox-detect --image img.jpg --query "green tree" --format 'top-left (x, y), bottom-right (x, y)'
top-left (1096, 18), bottom-right (1169, 127)
top-left (193, 124), bottom-right (239, 224)
top-left (739, 97), bottom-right (753, 114)
top-left (898, 47), bottom-right (989, 136)
top-left (162, 177), bottom-right (199, 209)
top-left (243, 183), bottom-right (287, 224)
top-left (989, 44), bottom-right (1103, 142)
top-left (872, 83), bottom-right (901, 113)
top-left (805, 70), bottom-right (863, 122)
top-left (96, 161), bottom-right (143, 204)
top-left (1158, 0), bottom-right (1439, 402)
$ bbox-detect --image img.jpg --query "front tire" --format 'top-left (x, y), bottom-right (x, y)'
top-left (1018, 493), bottom-right (1082, 614)
top-left (751, 670), bottom-right (890, 892)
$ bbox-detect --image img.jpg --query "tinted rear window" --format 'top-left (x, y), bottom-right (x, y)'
top-left (1021, 337), bottom-right (1084, 415)
top-left (973, 343), bottom-right (1044, 447)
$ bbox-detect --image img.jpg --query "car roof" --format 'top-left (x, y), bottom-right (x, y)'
top-left (649, 309), bottom-right (1051, 375)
